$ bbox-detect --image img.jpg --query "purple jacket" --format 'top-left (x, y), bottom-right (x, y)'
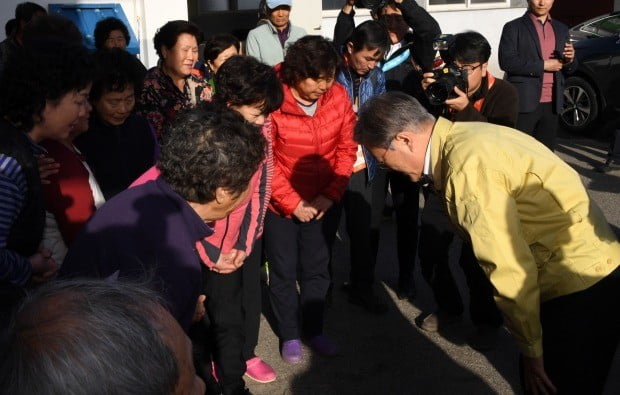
top-left (61, 178), bottom-right (213, 331)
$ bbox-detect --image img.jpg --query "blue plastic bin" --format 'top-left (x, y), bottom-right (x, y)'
top-left (49, 3), bottom-right (140, 55)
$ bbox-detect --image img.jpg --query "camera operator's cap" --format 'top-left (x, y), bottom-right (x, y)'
top-left (266, 0), bottom-right (292, 8)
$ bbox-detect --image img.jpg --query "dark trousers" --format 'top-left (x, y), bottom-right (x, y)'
top-left (242, 238), bottom-right (263, 360)
top-left (341, 169), bottom-right (387, 290)
top-left (606, 126), bottom-right (620, 163)
top-left (389, 171), bottom-right (420, 291)
top-left (264, 207), bottom-right (340, 340)
top-left (190, 266), bottom-right (245, 395)
top-left (522, 265), bottom-right (620, 394)
top-left (0, 283), bottom-right (25, 331)
top-left (418, 191), bottom-right (502, 327)
top-left (517, 102), bottom-right (558, 151)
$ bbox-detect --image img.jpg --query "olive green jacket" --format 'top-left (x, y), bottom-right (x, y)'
top-left (430, 117), bottom-right (620, 357)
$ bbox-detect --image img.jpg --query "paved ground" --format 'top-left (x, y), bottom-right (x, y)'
top-left (245, 122), bottom-right (620, 395)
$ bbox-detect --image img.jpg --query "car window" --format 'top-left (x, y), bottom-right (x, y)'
top-left (582, 15), bottom-right (620, 37)
top-left (597, 16), bottom-right (620, 36)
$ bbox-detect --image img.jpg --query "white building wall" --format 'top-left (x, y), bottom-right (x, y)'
top-left (0, 0), bottom-right (188, 68)
top-left (322, 7), bottom-right (527, 77)
top-left (290, 0), bottom-right (323, 35)
top-left (1, 1), bottom-right (530, 73)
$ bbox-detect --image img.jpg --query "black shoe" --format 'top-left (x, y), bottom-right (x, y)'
top-left (343, 283), bottom-right (388, 315)
top-left (595, 160), bottom-right (620, 173)
top-left (467, 325), bottom-right (500, 352)
top-left (229, 388), bottom-right (252, 395)
top-left (225, 383), bottom-right (252, 395)
top-left (396, 284), bottom-right (416, 301)
top-left (204, 376), bottom-right (222, 395)
top-left (415, 311), bottom-right (462, 332)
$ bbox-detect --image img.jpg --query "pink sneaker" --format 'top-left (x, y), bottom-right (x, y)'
top-left (244, 357), bottom-right (276, 383)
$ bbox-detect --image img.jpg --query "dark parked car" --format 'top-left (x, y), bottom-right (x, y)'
top-left (561, 12), bottom-right (620, 132)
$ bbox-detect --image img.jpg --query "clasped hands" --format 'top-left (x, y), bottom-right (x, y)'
top-left (292, 195), bottom-right (333, 222)
top-left (210, 248), bottom-right (246, 274)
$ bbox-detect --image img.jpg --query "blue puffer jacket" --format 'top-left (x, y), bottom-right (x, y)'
top-left (336, 66), bottom-right (386, 181)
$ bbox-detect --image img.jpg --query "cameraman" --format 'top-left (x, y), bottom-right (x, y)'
top-left (416, 32), bottom-right (518, 350)
top-left (335, 0), bottom-right (440, 76)
top-left (421, 31), bottom-right (518, 127)
top-left (334, 0), bottom-right (440, 300)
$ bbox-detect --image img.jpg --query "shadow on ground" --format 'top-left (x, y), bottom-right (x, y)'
top-left (250, 216), bottom-right (520, 395)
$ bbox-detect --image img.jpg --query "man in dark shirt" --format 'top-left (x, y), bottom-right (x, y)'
top-left (61, 106), bottom-right (265, 332)
top-left (0, 2), bottom-right (46, 76)
top-left (416, 31), bottom-right (518, 350)
top-left (334, 0), bottom-right (441, 301)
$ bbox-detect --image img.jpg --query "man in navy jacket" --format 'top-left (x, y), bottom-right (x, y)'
top-left (498, 0), bottom-right (577, 150)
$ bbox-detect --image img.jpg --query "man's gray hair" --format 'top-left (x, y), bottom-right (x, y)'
top-left (0, 279), bottom-right (180, 395)
top-left (355, 91), bottom-right (435, 148)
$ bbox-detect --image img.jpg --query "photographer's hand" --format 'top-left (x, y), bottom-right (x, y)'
top-left (445, 86), bottom-right (469, 112)
top-left (343, 0), bottom-right (356, 14)
top-left (421, 72), bottom-right (436, 91)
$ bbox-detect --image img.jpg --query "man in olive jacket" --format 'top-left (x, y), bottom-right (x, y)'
top-left (356, 91), bottom-right (620, 395)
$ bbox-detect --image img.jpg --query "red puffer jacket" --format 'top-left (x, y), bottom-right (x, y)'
top-left (269, 78), bottom-right (357, 218)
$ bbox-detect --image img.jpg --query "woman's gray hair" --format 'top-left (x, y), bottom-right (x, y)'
top-left (355, 91), bottom-right (435, 148)
top-left (0, 279), bottom-right (180, 395)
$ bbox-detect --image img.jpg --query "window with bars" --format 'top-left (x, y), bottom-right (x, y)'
top-left (322, 0), bottom-right (345, 9)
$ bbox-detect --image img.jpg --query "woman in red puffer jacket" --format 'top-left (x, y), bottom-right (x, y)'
top-left (265, 36), bottom-right (357, 363)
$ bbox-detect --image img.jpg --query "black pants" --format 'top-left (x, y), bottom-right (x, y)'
top-left (522, 265), bottom-right (620, 394)
top-left (516, 102), bottom-right (558, 151)
top-left (606, 125), bottom-right (620, 163)
top-left (389, 171), bottom-right (420, 291)
top-left (190, 265), bottom-right (246, 395)
top-left (341, 169), bottom-right (387, 291)
top-left (242, 238), bottom-right (263, 360)
top-left (418, 191), bottom-right (502, 327)
top-left (264, 207), bottom-right (340, 341)
top-left (0, 283), bottom-right (25, 331)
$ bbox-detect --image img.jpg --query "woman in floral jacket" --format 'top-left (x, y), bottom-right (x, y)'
top-left (138, 20), bottom-right (211, 140)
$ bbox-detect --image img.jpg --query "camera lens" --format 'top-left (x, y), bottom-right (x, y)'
top-left (426, 79), bottom-right (456, 106)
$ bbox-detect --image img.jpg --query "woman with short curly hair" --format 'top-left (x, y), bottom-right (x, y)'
top-left (130, 55), bottom-right (284, 391)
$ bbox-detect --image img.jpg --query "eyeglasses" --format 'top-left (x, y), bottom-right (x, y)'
top-left (455, 63), bottom-right (483, 73)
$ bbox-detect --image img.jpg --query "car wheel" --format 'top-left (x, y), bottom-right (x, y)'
top-left (561, 76), bottom-right (599, 133)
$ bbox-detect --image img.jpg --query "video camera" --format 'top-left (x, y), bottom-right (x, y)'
top-left (354, 0), bottom-right (389, 12)
top-left (425, 34), bottom-right (469, 106)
